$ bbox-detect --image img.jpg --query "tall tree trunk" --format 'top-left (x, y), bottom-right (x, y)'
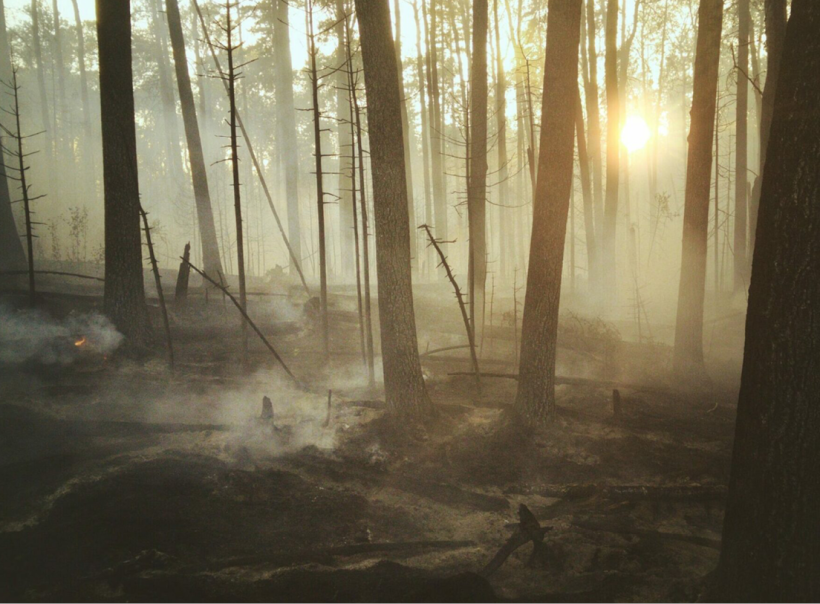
top-left (353, 0), bottom-right (432, 419)
top-left (30, 0), bottom-right (53, 165)
top-left (165, 0), bottom-right (224, 279)
top-left (672, 0), bottom-right (723, 374)
top-left (70, 0), bottom-right (94, 174)
top-left (493, 0), bottom-right (509, 280)
top-left (413, 0), bottom-right (434, 278)
top-left (575, 84), bottom-right (596, 278)
top-left (272, 0), bottom-right (302, 272)
top-left (97, 0), bottom-right (150, 345)
top-left (715, 2), bottom-right (820, 599)
top-left (50, 0), bottom-right (68, 159)
top-left (602, 0), bottom-right (619, 295)
top-left (336, 0), bottom-right (355, 277)
top-left (734, 0), bottom-right (749, 291)
top-left (0, 0), bottom-right (26, 273)
top-left (425, 0), bottom-right (448, 264)
top-left (393, 0), bottom-right (418, 274)
top-left (149, 0), bottom-right (182, 175)
top-left (514, 0), bottom-right (583, 426)
top-left (468, 0), bottom-right (489, 348)
top-left (748, 0), bottom-right (786, 262)
top-left (585, 0), bottom-right (604, 249)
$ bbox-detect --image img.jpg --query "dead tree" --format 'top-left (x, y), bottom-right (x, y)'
top-left (139, 206), bottom-right (175, 370)
top-left (349, 35), bottom-right (376, 386)
top-left (213, 0), bottom-right (249, 353)
top-left (306, 0), bottom-right (329, 358)
top-left (421, 224), bottom-right (480, 386)
top-left (174, 241), bottom-right (191, 310)
top-left (344, 17), bottom-right (366, 369)
top-left (165, 0), bottom-right (224, 279)
top-left (184, 259), bottom-right (300, 386)
top-left (1, 68), bottom-right (45, 308)
top-left (194, 0), bottom-right (310, 297)
top-left (97, 0), bottom-right (150, 344)
top-left (0, 0), bottom-right (26, 274)
top-left (733, 0), bottom-right (750, 290)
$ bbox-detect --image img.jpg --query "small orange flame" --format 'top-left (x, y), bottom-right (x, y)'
top-left (74, 336), bottom-right (87, 347)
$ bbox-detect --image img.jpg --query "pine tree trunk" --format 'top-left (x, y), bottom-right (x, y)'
top-left (514, 0), bottom-right (582, 426)
top-left (426, 0), bottom-right (448, 260)
top-left (672, 0), bottom-right (723, 374)
top-left (468, 0), bottom-right (489, 349)
top-left (336, 0), bottom-right (355, 277)
top-left (575, 84), bottom-right (597, 279)
top-left (353, 0), bottom-right (432, 420)
top-left (165, 0), bottom-right (224, 279)
top-left (70, 0), bottom-right (95, 180)
top-left (493, 0), bottom-right (509, 281)
top-left (272, 0), bottom-right (302, 271)
top-left (602, 0), bottom-right (619, 295)
top-left (715, 2), bottom-right (820, 598)
top-left (96, 0), bottom-right (150, 345)
top-left (0, 0), bottom-right (26, 273)
top-left (30, 0), bottom-right (53, 166)
top-left (734, 0), bottom-right (749, 291)
top-left (413, 0), bottom-right (434, 278)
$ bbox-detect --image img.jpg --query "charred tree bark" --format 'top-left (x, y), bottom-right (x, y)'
top-left (602, 0), bottom-right (619, 295)
top-left (96, 0), bottom-right (150, 345)
top-left (715, 2), bottom-right (820, 599)
top-left (165, 0), bottom-right (224, 279)
top-left (672, 0), bottom-right (723, 375)
top-left (514, 0), bottom-right (582, 426)
top-left (0, 0), bottom-right (26, 273)
top-left (271, 0), bottom-right (302, 269)
top-left (748, 0), bottom-right (786, 261)
top-left (354, 0), bottom-right (432, 419)
top-left (468, 0), bottom-right (489, 350)
top-left (733, 0), bottom-right (749, 291)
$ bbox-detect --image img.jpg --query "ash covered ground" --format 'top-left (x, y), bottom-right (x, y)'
top-left (0, 281), bottom-right (742, 602)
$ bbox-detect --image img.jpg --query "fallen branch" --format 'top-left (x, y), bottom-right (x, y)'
top-left (141, 206), bottom-right (174, 371)
top-left (420, 224), bottom-right (480, 387)
top-left (182, 258), bottom-right (301, 387)
top-left (571, 518), bottom-right (721, 549)
top-left (0, 269), bottom-right (104, 282)
top-left (447, 371), bottom-right (675, 394)
top-left (419, 344), bottom-right (471, 358)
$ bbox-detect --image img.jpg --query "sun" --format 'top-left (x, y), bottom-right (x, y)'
top-left (621, 116), bottom-right (651, 152)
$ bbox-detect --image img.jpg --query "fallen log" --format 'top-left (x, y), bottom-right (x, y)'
top-left (571, 518), bottom-right (721, 549)
top-left (447, 371), bottom-right (675, 395)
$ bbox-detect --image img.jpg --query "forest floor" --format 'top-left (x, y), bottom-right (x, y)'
top-left (0, 282), bottom-right (743, 602)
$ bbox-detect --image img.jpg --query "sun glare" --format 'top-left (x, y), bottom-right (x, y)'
top-left (621, 115), bottom-right (651, 152)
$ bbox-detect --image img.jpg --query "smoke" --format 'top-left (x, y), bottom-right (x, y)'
top-left (0, 305), bottom-right (124, 365)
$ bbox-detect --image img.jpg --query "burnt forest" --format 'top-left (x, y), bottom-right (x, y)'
top-left (0, 0), bottom-right (818, 600)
